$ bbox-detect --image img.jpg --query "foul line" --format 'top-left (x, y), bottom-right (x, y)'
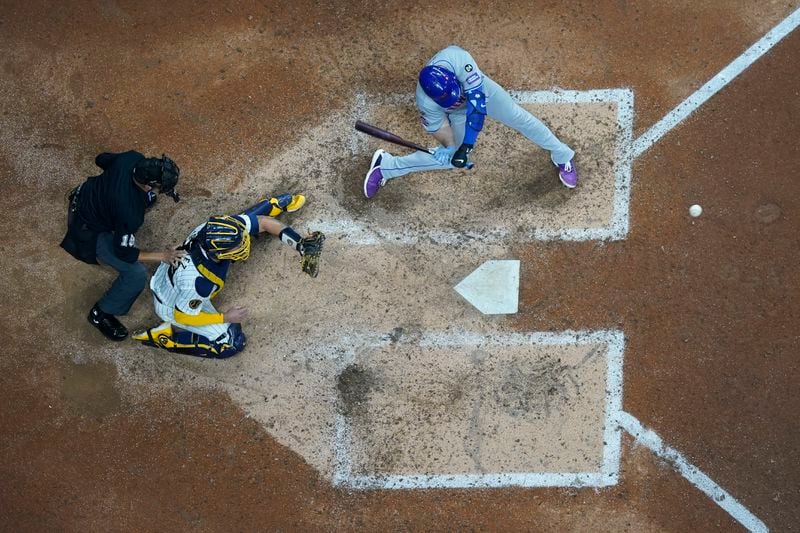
top-left (632, 7), bottom-right (800, 158)
top-left (618, 412), bottom-right (768, 533)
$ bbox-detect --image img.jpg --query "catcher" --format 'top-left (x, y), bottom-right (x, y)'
top-left (133, 193), bottom-right (324, 359)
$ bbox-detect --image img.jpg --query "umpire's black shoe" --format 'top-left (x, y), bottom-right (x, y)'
top-left (88, 305), bottom-right (128, 341)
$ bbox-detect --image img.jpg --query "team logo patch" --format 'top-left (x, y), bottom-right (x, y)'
top-left (189, 299), bottom-right (201, 309)
top-left (465, 64), bottom-right (473, 72)
top-left (466, 73), bottom-right (480, 85)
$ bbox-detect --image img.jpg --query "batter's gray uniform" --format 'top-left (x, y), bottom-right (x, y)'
top-left (379, 45), bottom-right (574, 179)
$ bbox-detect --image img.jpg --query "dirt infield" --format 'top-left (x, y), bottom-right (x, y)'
top-left (2, 1), bottom-right (799, 531)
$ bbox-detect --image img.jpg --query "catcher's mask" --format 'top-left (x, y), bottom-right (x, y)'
top-left (201, 216), bottom-right (251, 262)
top-left (133, 154), bottom-right (181, 202)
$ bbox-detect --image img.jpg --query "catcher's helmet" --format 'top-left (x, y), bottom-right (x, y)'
top-left (201, 216), bottom-right (251, 262)
top-left (133, 154), bottom-right (181, 202)
top-left (419, 65), bottom-right (461, 108)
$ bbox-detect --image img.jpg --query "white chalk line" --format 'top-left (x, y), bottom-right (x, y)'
top-left (618, 412), bottom-right (768, 533)
top-left (333, 88), bottom-right (634, 244)
top-left (601, 333), bottom-right (625, 484)
top-left (308, 218), bottom-right (510, 246)
top-left (632, 6), bottom-right (800, 158)
top-left (341, 472), bottom-right (609, 490)
top-left (332, 329), bottom-right (624, 490)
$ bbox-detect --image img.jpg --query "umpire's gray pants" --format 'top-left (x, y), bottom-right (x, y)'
top-left (95, 232), bottom-right (148, 316)
top-left (379, 77), bottom-right (574, 179)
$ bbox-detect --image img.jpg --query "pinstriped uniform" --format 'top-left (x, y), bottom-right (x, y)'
top-left (149, 214), bottom-right (253, 343)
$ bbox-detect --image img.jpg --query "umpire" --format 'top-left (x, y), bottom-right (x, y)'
top-left (60, 151), bottom-right (187, 341)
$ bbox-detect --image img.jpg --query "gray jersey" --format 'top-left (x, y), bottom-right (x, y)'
top-left (375, 45), bottom-right (574, 181)
top-left (415, 45), bottom-right (485, 133)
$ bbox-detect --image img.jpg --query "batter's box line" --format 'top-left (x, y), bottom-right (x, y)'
top-left (331, 329), bottom-right (624, 489)
top-left (323, 88), bottom-right (634, 245)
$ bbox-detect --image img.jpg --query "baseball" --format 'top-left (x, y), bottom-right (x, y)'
top-left (689, 204), bottom-right (703, 217)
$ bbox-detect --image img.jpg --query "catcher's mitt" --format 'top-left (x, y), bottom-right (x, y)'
top-left (299, 231), bottom-right (325, 278)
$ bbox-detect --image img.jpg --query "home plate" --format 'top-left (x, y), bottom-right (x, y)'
top-left (455, 260), bottom-right (520, 314)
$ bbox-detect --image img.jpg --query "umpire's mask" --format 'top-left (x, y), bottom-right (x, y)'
top-left (133, 154), bottom-right (181, 202)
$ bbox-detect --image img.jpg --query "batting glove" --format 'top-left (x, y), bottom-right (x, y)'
top-left (433, 146), bottom-right (456, 166)
top-left (451, 143), bottom-right (473, 168)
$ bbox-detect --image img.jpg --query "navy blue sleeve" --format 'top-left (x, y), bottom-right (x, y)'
top-left (95, 152), bottom-right (118, 170)
top-left (195, 277), bottom-right (216, 298)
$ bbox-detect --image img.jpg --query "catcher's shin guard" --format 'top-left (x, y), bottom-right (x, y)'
top-left (244, 193), bottom-right (305, 218)
top-left (134, 323), bottom-right (246, 359)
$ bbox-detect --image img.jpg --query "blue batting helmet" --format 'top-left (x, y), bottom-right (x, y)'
top-left (419, 65), bottom-right (461, 108)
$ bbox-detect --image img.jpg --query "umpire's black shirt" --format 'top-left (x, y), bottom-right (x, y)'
top-left (77, 151), bottom-right (149, 263)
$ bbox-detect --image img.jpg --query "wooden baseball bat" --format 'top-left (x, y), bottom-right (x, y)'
top-left (354, 120), bottom-right (434, 155)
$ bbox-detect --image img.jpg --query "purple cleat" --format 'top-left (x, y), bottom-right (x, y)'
top-left (363, 149), bottom-right (386, 199)
top-left (557, 159), bottom-right (579, 188)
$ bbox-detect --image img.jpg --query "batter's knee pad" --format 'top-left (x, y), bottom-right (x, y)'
top-left (244, 194), bottom-right (305, 218)
top-left (133, 323), bottom-right (246, 359)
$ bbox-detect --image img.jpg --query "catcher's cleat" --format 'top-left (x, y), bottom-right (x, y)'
top-left (269, 193), bottom-right (305, 216)
top-left (557, 159), bottom-right (579, 188)
top-left (133, 322), bottom-right (175, 348)
top-left (244, 193), bottom-right (305, 218)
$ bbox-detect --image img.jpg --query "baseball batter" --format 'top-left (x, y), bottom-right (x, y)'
top-left (363, 45), bottom-right (578, 199)
top-left (133, 193), bottom-right (324, 359)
